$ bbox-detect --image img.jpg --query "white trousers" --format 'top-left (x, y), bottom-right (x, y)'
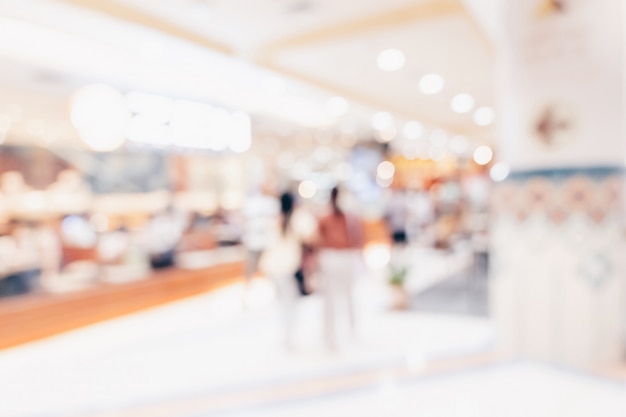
top-left (318, 249), bottom-right (358, 349)
top-left (273, 273), bottom-right (299, 346)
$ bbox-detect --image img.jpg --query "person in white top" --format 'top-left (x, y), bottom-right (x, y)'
top-left (259, 191), bottom-right (303, 350)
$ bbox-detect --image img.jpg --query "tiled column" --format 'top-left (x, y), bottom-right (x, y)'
top-left (490, 0), bottom-right (626, 367)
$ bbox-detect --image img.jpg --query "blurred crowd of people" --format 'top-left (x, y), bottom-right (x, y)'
top-left (0, 165), bottom-right (488, 355)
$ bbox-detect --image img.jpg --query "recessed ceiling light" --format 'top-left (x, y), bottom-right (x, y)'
top-left (418, 73), bottom-right (444, 95)
top-left (327, 96), bottom-right (349, 117)
top-left (451, 93), bottom-right (475, 114)
top-left (473, 145), bottom-right (493, 165)
top-left (372, 111), bottom-right (393, 131)
top-left (377, 49), bottom-right (405, 72)
top-left (490, 162), bottom-right (510, 182)
top-left (473, 106), bottom-right (495, 126)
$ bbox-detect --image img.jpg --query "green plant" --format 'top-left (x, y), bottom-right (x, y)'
top-left (389, 266), bottom-right (408, 287)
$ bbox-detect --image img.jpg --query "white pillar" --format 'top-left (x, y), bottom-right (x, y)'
top-left (490, 0), bottom-right (626, 368)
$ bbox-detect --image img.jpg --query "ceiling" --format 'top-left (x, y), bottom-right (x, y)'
top-left (0, 0), bottom-right (497, 148)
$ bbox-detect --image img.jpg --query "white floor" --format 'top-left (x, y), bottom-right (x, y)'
top-left (0, 266), bottom-right (493, 417)
top-left (0, 250), bottom-right (623, 417)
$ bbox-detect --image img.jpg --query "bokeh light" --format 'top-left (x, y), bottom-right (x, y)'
top-left (418, 73), bottom-right (444, 95)
top-left (473, 106), bottom-right (495, 126)
top-left (490, 162), bottom-right (510, 182)
top-left (451, 93), bottom-right (475, 114)
top-left (298, 180), bottom-right (317, 199)
top-left (473, 145), bottom-right (493, 165)
top-left (377, 161), bottom-right (395, 180)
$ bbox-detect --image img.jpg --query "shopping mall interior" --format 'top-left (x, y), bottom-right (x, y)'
top-left (0, 0), bottom-right (625, 416)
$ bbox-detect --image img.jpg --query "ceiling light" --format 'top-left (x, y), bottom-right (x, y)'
top-left (473, 145), bottom-right (493, 165)
top-left (327, 96), bottom-right (349, 117)
top-left (372, 111), bottom-right (393, 131)
top-left (418, 74), bottom-right (444, 95)
top-left (451, 94), bottom-right (475, 114)
top-left (402, 121), bottom-right (423, 140)
top-left (490, 162), bottom-right (510, 182)
top-left (377, 49), bottom-right (405, 72)
top-left (473, 106), bottom-right (495, 126)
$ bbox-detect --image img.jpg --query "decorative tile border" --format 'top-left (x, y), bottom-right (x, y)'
top-left (506, 167), bottom-right (624, 182)
top-left (491, 166), bottom-right (624, 224)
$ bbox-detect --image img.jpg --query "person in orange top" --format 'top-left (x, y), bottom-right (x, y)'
top-left (317, 186), bottom-right (364, 351)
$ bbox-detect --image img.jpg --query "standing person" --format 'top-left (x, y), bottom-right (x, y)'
top-left (317, 186), bottom-right (364, 351)
top-left (259, 192), bottom-right (302, 350)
